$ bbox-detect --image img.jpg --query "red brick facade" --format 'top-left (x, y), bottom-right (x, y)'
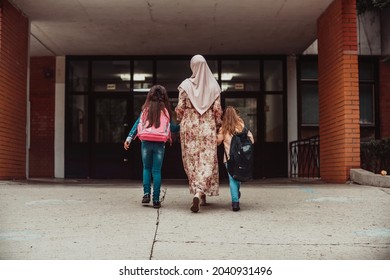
top-left (379, 61), bottom-right (390, 138)
top-left (317, 0), bottom-right (360, 182)
top-left (0, 0), bottom-right (386, 181)
top-left (29, 57), bottom-right (56, 177)
top-left (0, 0), bottom-right (29, 179)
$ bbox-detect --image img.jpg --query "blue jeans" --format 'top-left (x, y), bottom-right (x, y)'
top-left (141, 141), bottom-right (165, 202)
top-left (225, 163), bottom-right (241, 202)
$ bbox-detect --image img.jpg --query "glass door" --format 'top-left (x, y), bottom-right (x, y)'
top-left (262, 60), bottom-right (287, 177)
top-left (262, 94), bottom-right (287, 177)
top-left (91, 97), bottom-right (131, 178)
top-left (65, 56), bottom-right (287, 179)
top-left (221, 97), bottom-right (260, 179)
top-left (223, 94), bottom-right (287, 178)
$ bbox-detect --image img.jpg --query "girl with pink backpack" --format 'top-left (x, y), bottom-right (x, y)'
top-left (124, 85), bottom-right (179, 208)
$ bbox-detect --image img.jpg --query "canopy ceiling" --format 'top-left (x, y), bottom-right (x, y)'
top-left (10, 0), bottom-right (333, 56)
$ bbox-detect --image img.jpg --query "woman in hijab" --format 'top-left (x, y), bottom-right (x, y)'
top-left (175, 55), bottom-right (223, 213)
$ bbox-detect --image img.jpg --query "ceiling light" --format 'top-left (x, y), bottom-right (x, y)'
top-left (222, 84), bottom-right (229, 91)
top-left (134, 88), bottom-right (150, 92)
top-left (134, 74), bottom-right (146, 81)
top-left (222, 73), bottom-right (234, 80)
top-left (120, 74), bottom-right (130, 81)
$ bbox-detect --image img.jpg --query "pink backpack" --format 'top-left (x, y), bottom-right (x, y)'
top-left (136, 108), bottom-right (171, 143)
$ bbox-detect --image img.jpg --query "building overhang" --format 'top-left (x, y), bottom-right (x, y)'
top-left (11, 0), bottom-right (334, 56)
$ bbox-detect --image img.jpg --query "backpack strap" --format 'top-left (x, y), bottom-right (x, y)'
top-left (224, 145), bottom-right (229, 160)
top-left (134, 110), bottom-right (146, 141)
top-left (238, 126), bottom-right (248, 136)
top-left (162, 108), bottom-right (172, 145)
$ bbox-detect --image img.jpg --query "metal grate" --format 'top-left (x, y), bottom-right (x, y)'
top-left (290, 135), bottom-right (320, 178)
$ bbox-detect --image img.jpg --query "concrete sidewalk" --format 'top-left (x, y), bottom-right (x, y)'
top-left (0, 179), bottom-right (389, 260)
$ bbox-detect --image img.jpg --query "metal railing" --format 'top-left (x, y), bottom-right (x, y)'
top-left (290, 135), bottom-right (320, 178)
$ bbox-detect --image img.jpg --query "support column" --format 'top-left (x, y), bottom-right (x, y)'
top-left (55, 56), bottom-right (65, 178)
top-left (317, 0), bottom-right (360, 182)
top-left (0, 0), bottom-right (29, 179)
top-left (29, 57), bottom-right (56, 178)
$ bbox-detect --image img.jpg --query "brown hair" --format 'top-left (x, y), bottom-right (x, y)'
top-left (220, 106), bottom-right (244, 135)
top-left (142, 85), bottom-right (172, 128)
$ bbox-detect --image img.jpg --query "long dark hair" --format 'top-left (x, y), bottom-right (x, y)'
top-left (142, 85), bottom-right (173, 128)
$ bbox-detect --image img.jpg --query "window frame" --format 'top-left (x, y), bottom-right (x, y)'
top-left (297, 55), bottom-right (319, 139)
top-left (358, 56), bottom-right (380, 140)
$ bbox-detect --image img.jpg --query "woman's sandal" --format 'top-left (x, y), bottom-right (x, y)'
top-left (200, 194), bottom-right (206, 206)
top-left (190, 196), bottom-right (200, 213)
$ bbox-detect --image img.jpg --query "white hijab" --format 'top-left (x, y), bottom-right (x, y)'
top-left (178, 54), bottom-right (221, 115)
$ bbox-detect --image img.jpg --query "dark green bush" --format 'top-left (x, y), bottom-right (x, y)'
top-left (361, 138), bottom-right (390, 173)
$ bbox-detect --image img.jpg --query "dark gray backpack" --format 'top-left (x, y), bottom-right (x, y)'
top-left (225, 127), bottom-right (254, 182)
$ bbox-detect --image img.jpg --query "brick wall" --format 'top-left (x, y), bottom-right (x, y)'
top-left (29, 57), bottom-right (56, 178)
top-left (0, 0), bottom-right (29, 179)
top-left (317, 0), bottom-right (360, 182)
top-left (379, 61), bottom-right (390, 138)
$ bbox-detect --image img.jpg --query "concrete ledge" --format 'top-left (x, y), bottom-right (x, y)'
top-left (350, 168), bottom-right (390, 188)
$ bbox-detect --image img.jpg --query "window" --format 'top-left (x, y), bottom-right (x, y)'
top-left (69, 61), bottom-right (89, 143)
top-left (156, 60), bottom-right (191, 91)
top-left (298, 57), bottom-right (319, 139)
top-left (134, 60), bottom-right (153, 93)
top-left (71, 95), bottom-right (89, 143)
top-left (301, 84), bottom-right (319, 125)
top-left (265, 94), bottom-right (284, 142)
top-left (69, 61), bottom-right (88, 92)
top-left (300, 60), bottom-right (318, 80)
top-left (298, 56), bottom-right (379, 140)
top-left (95, 98), bottom-right (127, 143)
top-left (264, 60), bottom-right (283, 91)
top-left (221, 60), bottom-right (260, 91)
top-left (92, 60), bottom-right (130, 92)
top-left (359, 84), bottom-right (374, 125)
top-left (358, 58), bottom-right (377, 140)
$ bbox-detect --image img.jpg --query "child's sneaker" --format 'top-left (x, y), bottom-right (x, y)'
top-left (153, 201), bottom-right (161, 209)
top-left (142, 194), bottom-right (150, 204)
top-left (232, 202), bottom-right (240, 212)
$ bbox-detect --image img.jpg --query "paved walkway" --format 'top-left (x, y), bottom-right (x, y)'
top-left (0, 179), bottom-right (389, 260)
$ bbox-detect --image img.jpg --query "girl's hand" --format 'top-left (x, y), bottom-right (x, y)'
top-left (124, 140), bottom-right (131, 150)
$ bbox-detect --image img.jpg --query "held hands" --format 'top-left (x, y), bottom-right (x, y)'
top-left (124, 139), bottom-right (131, 150)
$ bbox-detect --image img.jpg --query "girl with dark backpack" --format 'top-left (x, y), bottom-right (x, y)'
top-left (124, 85), bottom-right (179, 208)
top-left (217, 106), bottom-right (254, 211)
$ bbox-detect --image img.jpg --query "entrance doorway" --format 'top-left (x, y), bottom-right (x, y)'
top-left (222, 94), bottom-right (287, 179)
top-left (65, 56), bottom-right (287, 179)
top-left (92, 96), bottom-right (131, 178)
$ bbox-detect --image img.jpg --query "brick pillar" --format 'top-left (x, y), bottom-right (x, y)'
top-left (29, 57), bottom-right (56, 178)
top-left (379, 60), bottom-right (390, 138)
top-left (317, 0), bottom-right (360, 183)
top-left (0, 0), bottom-right (29, 179)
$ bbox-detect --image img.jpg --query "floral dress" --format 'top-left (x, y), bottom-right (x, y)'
top-left (175, 90), bottom-right (223, 196)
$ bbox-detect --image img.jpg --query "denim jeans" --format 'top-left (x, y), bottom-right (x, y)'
top-left (141, 141), bottom-right (165, 202)
top-left (225, 163), bottom-right (241, 202)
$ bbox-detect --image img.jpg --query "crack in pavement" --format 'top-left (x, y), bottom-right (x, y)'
top-left (149, 188), bottom-right (167, 260)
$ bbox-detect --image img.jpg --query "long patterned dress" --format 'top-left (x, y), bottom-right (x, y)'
top-left (175, 90), bottom-right (223, 196)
